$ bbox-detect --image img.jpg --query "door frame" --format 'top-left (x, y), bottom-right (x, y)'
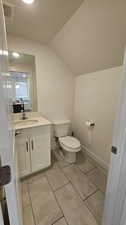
top-left (102, 48), bottom-right (126, 225)
top-left (0, 1), bottom-right (21, 225)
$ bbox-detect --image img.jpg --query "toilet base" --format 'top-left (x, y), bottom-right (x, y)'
top-left (63, 150), bottom-right (76, 163)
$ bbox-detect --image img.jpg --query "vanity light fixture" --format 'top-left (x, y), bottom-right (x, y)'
top-left (22, 0), bottom-right (35, 4)
top-left (1, 50), bottom-right (9, 56)
top-left (12, 52), bottom-right (20, 58)
top-left (16, 84), bottom-right (20, 89)
top-left (4, 50), bottom-right (9, 56)
top-left (22, 74), bottom-right (26, 78)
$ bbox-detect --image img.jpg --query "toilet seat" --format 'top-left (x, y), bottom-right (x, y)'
top-left (59, 136), bottom-right (81, 152)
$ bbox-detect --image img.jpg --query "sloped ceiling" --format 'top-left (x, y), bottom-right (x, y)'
top-left (51, 0), bottom-right (126, 75)
top-left (5, 0), bottom-right (84, 43)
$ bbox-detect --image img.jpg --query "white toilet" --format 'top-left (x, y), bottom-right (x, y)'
top-left (53, 120), bottom-right (81, 163)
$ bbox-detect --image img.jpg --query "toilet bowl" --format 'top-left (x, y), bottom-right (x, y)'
top-left (59, 136), bottom-right (81, 163)
top-left (53, 120), bottom-right (81, 163)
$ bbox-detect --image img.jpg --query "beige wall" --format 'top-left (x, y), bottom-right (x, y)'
top-left (8, 35), bottom-right (75, 121)
top-left (73, 67), bottom-right (123, 169)
top-left (8, 36), bottom-right (123, 168)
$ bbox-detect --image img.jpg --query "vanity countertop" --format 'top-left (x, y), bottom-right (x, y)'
top-left (13, 116), bottom-right (51, 130)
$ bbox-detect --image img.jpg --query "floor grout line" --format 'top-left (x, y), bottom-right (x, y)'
top-left (84, 191), bottom-right (105, 225)
top-left (84, 200), bottom-right (100, 225)
top-left (22, 150), bottom-right (106, 225)
top-left (77, 164), bottom-right (97, 175)
top-left (51, 176), bottom-right (98, 225)
top-left (27, 182), bottom-right (37, 225)
top-left (57, 164), bottom-right (87, 201)
top-left (51, 216), bottom-right (64, 225)
top-left (45, 174), bottom-right (69, 225)
top-left (45, 163), bottom-right (70, 192)
top-left (53, 151), bottom-right (105, 225)
top-left (83, 189), bottom-right (99, 201)
top-left (84, 174), bottom-right (106, 195)
top-left (53, 150), bottom-right (72, 170)
top-left (83, 187), bottom-right (105, 225)
top-left (28, 175), bottom-right (65, 225)
top-left (59, 163), bottom-right (99, 203)
top-left (53, 181), bottom-right (70, 192)
top-left (82, 168), bottom-right (107, 194)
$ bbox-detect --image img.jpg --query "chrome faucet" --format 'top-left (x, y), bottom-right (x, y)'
top-left (21, 100), bottom-right (27, 120)
top-left (22, 111), bottom-right (27, 120)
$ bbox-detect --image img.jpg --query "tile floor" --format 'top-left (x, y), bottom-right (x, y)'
top-left (21, 150), bottom-right (107, 225)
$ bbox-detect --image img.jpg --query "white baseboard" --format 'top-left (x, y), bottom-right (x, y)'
top-left (82, 145), bottom-right (109, 171)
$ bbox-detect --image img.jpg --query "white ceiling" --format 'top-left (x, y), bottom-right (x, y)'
top-left (5, 0), bottom-right (84, 43)
top-left (5, 0), bottom-right (126, 75)
top-left (51, 0), bottom-right (126, 75)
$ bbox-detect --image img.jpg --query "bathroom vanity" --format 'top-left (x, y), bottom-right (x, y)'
top-left (14, 114), bottom-right (51, 178)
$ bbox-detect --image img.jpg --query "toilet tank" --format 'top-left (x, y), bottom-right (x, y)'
top-left (53, 120), bottom-right (70, 137)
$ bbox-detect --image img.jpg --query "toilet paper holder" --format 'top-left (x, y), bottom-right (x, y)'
top-left (85, 120), bottom-right (96, 127)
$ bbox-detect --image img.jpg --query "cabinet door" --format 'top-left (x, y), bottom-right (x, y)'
top-left (30, 126), bottom-right (51, 173)
top-left (15, 134), bottom-right (31, 178)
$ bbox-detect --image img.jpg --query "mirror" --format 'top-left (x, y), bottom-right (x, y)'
top-left (8, 51), bottom-right (37, 113)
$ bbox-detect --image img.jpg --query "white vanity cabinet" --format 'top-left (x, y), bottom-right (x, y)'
top-left (16, 134), bottom-right (31, 177)
top-left (15, 125), bottom-right (51, 178)
top-left (30, 126), bottom-right (51, 173)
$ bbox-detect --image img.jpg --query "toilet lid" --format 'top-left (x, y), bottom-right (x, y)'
top-left (59, 136), bottom-right (81, 149)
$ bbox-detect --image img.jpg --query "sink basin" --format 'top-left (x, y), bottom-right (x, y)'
top-left (14, 119), bottom-right (39, 126)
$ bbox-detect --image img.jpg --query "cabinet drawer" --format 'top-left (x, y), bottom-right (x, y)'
top-left (17, 125), bottom-right (51, 137)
